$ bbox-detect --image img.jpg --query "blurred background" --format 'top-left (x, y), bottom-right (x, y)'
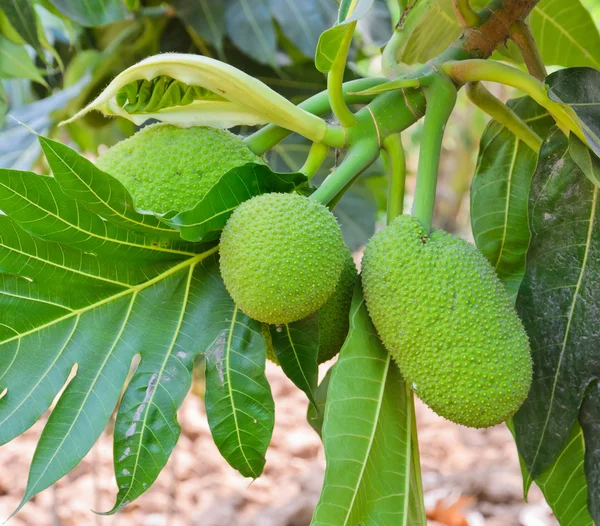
top-left (1, 0), bottom-right (599, 524)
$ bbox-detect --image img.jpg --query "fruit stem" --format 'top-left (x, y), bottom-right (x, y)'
top-left (465, 82), bottom-right (542, 152)
top-left (509, 20), bottom-right (547, 81)
top-left (440, 60), bottom-right (583, 142)
top-left (301, 142), bottom-right (330, 179)
top-left (453, 0), bottom-right (479, 28)
top-left (383, 133), bottom-right (406, 223)
top-left (309, 140), bottom-right (380, 206)
top-left (328, 23), bottom-right (359, 129)
top-left (412, 72), bottom-right (457, 233)
top-left (244, 78), bottom-right (387, 155)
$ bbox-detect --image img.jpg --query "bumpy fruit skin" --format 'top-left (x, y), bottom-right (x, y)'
top-left (96, 124), bottom-right (262, 213)
top-left (219, 192), bottom-right (346, 325)
top-left (361, 215), bottom-right (532, 428)
top-left (317, 250), bottom-right (358, 363)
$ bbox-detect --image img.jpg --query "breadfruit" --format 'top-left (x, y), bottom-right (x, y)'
top-left (96, 123), bottom-right (262, 213)
top-left (361, 215), bottom-right (532, 428)
top-left (219, 192), bottom-right (346, 325)
top-left (317, 249), bottom-right (357, 363)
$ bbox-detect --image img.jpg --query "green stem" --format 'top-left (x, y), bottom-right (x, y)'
top-left (510, 20), bottom-right (547, 81)
top-left (383, 134), bottom-right (406, 223)
top-left (441, 60), bottom-right (582, 142)
top-left (412, 73), bottom-right (457, 233)
top-left (244, 78), bottom-right (387, 155)
top-left (465, 82), bottom-right (542, 152)
top-left (453, 0), bottom-right (479, 27)
top-left (309, 140), bottom-right (380, 206)
top-left (381, 30), bottom-right (406, 78)
top-left (328, 23), bottom-right (359, 128)
top-left (300, 142), bottom-right (329, 179)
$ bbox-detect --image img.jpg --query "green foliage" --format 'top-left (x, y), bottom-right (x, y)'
top-left (95, 124), bottom-right (263, 213)
top-left (362, 215), bottom-right (532, 428)
top-left (219, 192), bottom-right (346, 324)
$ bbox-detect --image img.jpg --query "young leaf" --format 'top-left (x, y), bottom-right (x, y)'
top-left (311, 284), bottom-right (425, 525)
top-left (513, 128), bottom-right (600, 489)
top-left (161, 164), bottom-right (308, 242)
top-left (471, 97), bottom-right (554, 299)
top-left (204, 306), bottom-right (275, 479)
top-left (546, 67), bottom-right (600, 157)
top-left (270, 314), bottom-right (319, 406)
top-left (570, 135), bottom-right (600, 186)
top-left (45, 0), bottom-right (128, 26)
top-left (315, 0), bottom-right (374, 73)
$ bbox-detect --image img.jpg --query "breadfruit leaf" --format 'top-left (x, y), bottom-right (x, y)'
top-left (513, 128), bottom-right (600, 523)
top-left (311, 284), bottom-right (425, 526)
top-left (161, 164), bottom-right (308, 242)
top-left (269, 315), bottom-right (319, 406)
top-left (307, 366), bottom-right (333, 437)
top-left (547, 67), bottom-right (600, 157)
top-left (0, 137), bottom-right (276, 515)
top-left (315, 0), bottom-right (374, 73)
top-left (204, 305), bottom-right (274, 479)
top-left (570, 135), bottom-right (600, 187)
top-left (471, 96), bottom-right (554, 299)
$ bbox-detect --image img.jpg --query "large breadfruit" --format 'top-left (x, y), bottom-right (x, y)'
top-left (96, 123), bottom-right (262, 213)
top-left (361, 215), bottom-right (532, 428)
top-left (219, 192), bottom-right (346, 325)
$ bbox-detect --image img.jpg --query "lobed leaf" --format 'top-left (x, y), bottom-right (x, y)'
top-left (311, 284), bottom-right (425, 526)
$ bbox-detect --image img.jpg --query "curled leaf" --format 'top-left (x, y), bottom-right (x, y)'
top-left (62, 53), bottom-right (329, 142)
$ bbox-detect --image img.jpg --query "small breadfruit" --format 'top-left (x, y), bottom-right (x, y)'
top-left (219, 192), bottom-right (346, 325)
top-left (361, 215), bottom-right (532, 428)
top-left (317, 249), bottom-right (358, 363)
top-left (96, 123), bottom-right (263, 213)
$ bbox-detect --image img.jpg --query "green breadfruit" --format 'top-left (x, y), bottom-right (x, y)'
top-left (317, 249), bottom-right (358, 363)
top-left (96, 123), bottom-right (263, 213)
top-left (219, 192), bottom-right (346, 325)
top-left (361, 215), bottom-right (532, 428)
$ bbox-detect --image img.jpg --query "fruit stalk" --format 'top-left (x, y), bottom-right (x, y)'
top-left (465, 82), bottom-right (542, 152)
top-left (411, 73), bottom-right (457, 233)
top-left (328, 22), bottom-right (359, 128)
top-left (383, 133), bottom-right (406, 224)
top-left (509, 20), bottom-right (547, 81)
top-left (301, 142), bottom-right (330, 179)
top-left (453, 0), bottom-right (479, 27)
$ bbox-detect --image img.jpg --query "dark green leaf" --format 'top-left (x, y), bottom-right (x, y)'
top-left (0, 0), bottom-right (43, 58)
top-left (270, 314), bottom-right (319, 405)
top-left (513, 128), bottom-right (600, 485)
top-left (46, 0), bottom-right (128, 26)
top-left (0, 34), bottom-right (46, 86)
top-left (580, 382), bottom-right (600, 522)
top-left (547, 67), bottom-right (600, 157)
top-left (160, 163), bottom-right (308, 242)
top-left (307, 366), bottom-right (333, 437)
top-left (315, 0), bottom-right (373, 72)
top-left (311, 284), bottom-right (425, 525)
top-left (225, 0), bottom-right (277, 66)
top-left (204, 305), bottom-right (275, 478)
top-left (171, 0), bottom-right (227, 54)
top-left (570, 135), bottom-right (600, 186)
top-left (471, 97), bottom-right (554, 299)
top-left (333, 184), bottom-right (378, 251)
top-left (268, 0), bottom-right (335, 57)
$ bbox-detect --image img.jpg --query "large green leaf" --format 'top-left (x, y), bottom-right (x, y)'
top-left (546, 67), bottom-right (600, 158)
top-left (0, 34), bottom-right (46, 86)
top-left (397, 0), bottom-right (600, 68)
top-left (0, 0), bottom-right (43, 58)
top-left (307, 366), bottom-right (333, 437)
top-left (513, 128), bottom-right (600, 521)
top-left (0, 135), bottom-right (277, 515)
top-left (171, 0), bottom-right (228, 55)
top-left (311, 285), bottom-right (425, 526)
top-left (46, 0), bottom-right (128, 26)
top-left (161, 164), bottom-right (308, 242)
top-left (471, 97), bottom-right (554, 299)
top-left (204, 305), bottom-right (274, 479)
top-left (225, 0), bottom-right (277, 66)
top-left (579, 382), bottom-right (600, 520)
